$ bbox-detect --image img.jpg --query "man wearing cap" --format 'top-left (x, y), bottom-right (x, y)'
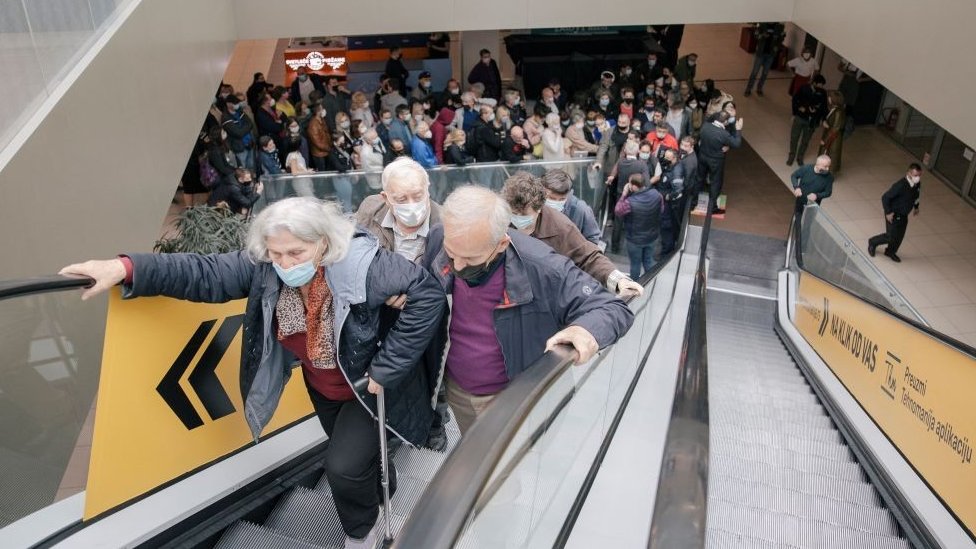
top-left (589, 70), bottom-right (619, 108)
top-left (412, 71), bottom-right (435, 101)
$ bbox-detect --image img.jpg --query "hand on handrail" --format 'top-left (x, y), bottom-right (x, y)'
top-left (58, 259), bottom-right (126, 300)
top-left (544, 325), bottom-right (598, 364)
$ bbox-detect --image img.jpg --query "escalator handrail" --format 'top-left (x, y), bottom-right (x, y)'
top-left (0, 275), bottom-right (94, 302)
top-left (646, 198), bottom-right (714, 548)
top-left (790, 209), bottom-right (976, 360)
top-left (393, 201), bottom-right (695, 549)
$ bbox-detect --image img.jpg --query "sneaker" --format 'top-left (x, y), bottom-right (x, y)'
top-left (885, 251), bottom-right (902, 263)
top-left (344, 511), bottom-right (384, 549)
top-left (868, 243), bottom-right (876, 257)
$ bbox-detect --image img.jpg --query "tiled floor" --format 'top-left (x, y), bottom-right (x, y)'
top-left (681, 24), bottom-right (976, 347)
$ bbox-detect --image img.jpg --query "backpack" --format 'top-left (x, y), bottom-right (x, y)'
top-left (199, 157), bottom-right (220, 189)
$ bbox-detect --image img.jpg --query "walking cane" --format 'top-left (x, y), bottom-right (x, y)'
top-left (353, 376), bottom-right (393, 546)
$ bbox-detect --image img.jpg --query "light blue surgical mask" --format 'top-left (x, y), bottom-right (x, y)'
top-left (510, 213), bottom-right (536, 230)
top-left (272, 245), bottom-right (321, 287)
top-left (545, 198), bottom-right (567, 212)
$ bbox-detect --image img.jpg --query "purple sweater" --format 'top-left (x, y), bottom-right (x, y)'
top-left (446, 266), bottom-right (508, 395)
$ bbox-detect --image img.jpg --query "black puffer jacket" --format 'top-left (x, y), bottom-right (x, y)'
top-left (124, 231), bottom-right (447, 445)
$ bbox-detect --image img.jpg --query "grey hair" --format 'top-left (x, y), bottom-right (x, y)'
top-left (541, 168), bottom-right (573, 194)
top-left (570, 110), bottom-right (585, 123)
top-left (381, 156), bottom-right (430, 192)
top-left (441, 186), bottom-right (511, 245)
top-left (246, 197), bottom-right (355, 266)
top-left (461, 91), bottom-right (475, 104)
top-left (623, 140), bottom-right (639, 156)
top-left (545, 112), bottom-right (561, 128)
top-left (816, 154), bottom-right (832, 165)
top-left (470, 82), bottom-right (486, 95)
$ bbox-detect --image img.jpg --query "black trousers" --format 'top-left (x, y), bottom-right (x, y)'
top-left (868, 214), bottom-right (910, 255)
top-left (608, 185), bottom-right (623, 251)
top-left (305, 380), bottom-right (396, 539)
top-left (700, 157), bottom-right (726, 204)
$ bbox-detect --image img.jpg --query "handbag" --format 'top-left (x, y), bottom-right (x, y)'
top-left (614, 195), bottom-right (632, 218)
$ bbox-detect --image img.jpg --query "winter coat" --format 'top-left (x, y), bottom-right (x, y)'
top-left (423, 227), bottom-right (634, 383)
top-left (561, 193), bottom-right (603, 245)
top-left (617, 187), bottom-right (664, 246)
top-left (123, 232), bottom-right (448, 445)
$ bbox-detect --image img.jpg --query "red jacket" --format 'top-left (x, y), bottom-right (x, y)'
top-left (431, 107), bottom-right (455, 163)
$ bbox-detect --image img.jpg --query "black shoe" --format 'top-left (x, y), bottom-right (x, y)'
top-left (786, 157), bottom-right (794, 166)
top-left (868, 243), bottom-right (876, 257)
top-left (757, 90), bottom-right (764, 97)
top-left (425, 426), bottom-right (448, 452)
top-left (744, 90), bottom-right (752, 97)
top-left (711, 206), bottom-right (725, 214)
top-left (797, 158), bottom-right (805, 166)
top-left (885, 250), bottom-right (902, 262)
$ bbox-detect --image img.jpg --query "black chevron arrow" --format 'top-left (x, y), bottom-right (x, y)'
top-left (157, 320), bottom-right (214, 430)
top-left (187, 314), bottom-right (244, 421)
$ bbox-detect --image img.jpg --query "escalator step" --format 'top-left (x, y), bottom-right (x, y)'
top-left (706, 500), bottom-right (910, 549)
top-left (710, 477), bottom-right (900, 535)
top-left (711, 423), bottom-right (846, 446)
top-left (706, 528), bottom-right (801, 548)
top-left (714, 454), bottom-right (864, 483)
top-left (710, 466), bottom-right (881, 507)
top-left (713, 407), bottom-right (833, 429)
top-left (712, 434), bottom-right (854, 464)
top-left (214, 521), bottom-right (326, 549)
top-left (264, 486), bottom-right (346, 547)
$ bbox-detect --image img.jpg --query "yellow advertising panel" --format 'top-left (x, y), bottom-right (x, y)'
top-left (84, 288), bottom-right (314, 519)
top-left (795, 272), bottom-right (976, 536)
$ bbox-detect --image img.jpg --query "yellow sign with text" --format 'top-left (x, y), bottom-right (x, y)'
top-left (84, 289), bottom-right (314, 520)
top-left (795, 272), bottom-right (976, 536)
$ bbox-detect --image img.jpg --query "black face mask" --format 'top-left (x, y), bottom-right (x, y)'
top-left (450, 245), bottom-right (504, 286)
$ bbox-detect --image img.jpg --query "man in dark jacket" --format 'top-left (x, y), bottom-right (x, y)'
top-left (790, 155), bottom-right (834, 214)
top-left (221, 95), bottom-right (257, 171)
top-left (322, 76), bottom-right (352, 131)
top-left (467, 49), bottom-right (502, 100)
top-left (657, 148), bottom-right (685, 256)
top-left (616, 173), bottom-right (664, 279)
top-left (678, 135), bottom-right (700, 199)
top-left (500, 125), bottom-right (530, 163)
top-left (470, 106), bottom-right (505, 162)
top-left (788, 74), bottom-right (828, 166)
top-left (698, 111), bottom-right (743, 212)
top-left (385, 47), bottom-right (410, 95)
top-left (208, 168), bottom-right (262, 214)
top-left (868, 164), bottom-right (923, 262)
top-left (423, 185), bottom-right (634, 434)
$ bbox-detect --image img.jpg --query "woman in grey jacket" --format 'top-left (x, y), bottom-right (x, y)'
top-left (61, 197), bottom-right (447, 548)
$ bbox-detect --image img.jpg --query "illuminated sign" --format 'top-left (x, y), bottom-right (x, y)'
top-left (285, 51), bottom-right (347, 72)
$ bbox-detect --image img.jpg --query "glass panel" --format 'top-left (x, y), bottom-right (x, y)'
top-left (255, 158), bottom-right (602, 217)
top-left (0, 289), bottom-right (107, 527)
top-left (453, 248), bottom-right (682, 548)
top-left (901, 107), bottom-right (939, 161)
top-left (933, 131), bottom-right (972, 191)
top-left (0, 0), bottom-right (134, 154)
top-left (798, 206), bottom-right (925, 323)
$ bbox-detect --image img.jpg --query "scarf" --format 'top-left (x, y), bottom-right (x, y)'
top-left (276, 268), bottom-right (337, 369)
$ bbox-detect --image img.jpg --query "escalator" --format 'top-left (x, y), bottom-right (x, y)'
top-left (705, 289), bottom-right (909, 548)
top-left (214, 425), bottom-right (460, 548)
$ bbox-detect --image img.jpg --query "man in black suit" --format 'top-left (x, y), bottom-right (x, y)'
top-left (868, 164), bottom-right (923, 263)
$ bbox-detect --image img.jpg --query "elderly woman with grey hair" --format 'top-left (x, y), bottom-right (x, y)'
top-left (60, 197), bottom-right (447, 548)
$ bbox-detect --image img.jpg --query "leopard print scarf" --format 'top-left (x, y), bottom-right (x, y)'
top-left (276, 268), bottom-right (337, 369)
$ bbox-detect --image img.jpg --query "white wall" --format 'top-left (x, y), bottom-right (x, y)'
top-left (792, 0), bottom-right (976, 148)
top-left (231, 0), bottom-right (794, 38)
top-left (0, 0), bottom-right (237, 279)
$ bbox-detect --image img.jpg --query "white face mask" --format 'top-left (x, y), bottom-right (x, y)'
top-left (639, 152), bottom-right (651, 160)
top-left (391, 199), bottom-right (429, 227)
top-left (318, 110), bottom-right (327, 119)
top-left (340, 120), bottom-right (350, 129)
top-left (289, 126), bottom-right (300, 134)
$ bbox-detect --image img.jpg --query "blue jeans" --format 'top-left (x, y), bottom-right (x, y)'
top-left (234, 148), bottom-right (254, 171)
top-left (745, 53), bottom-right (776, 93)
top-left (627, 239), bottom-right (657, 280)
